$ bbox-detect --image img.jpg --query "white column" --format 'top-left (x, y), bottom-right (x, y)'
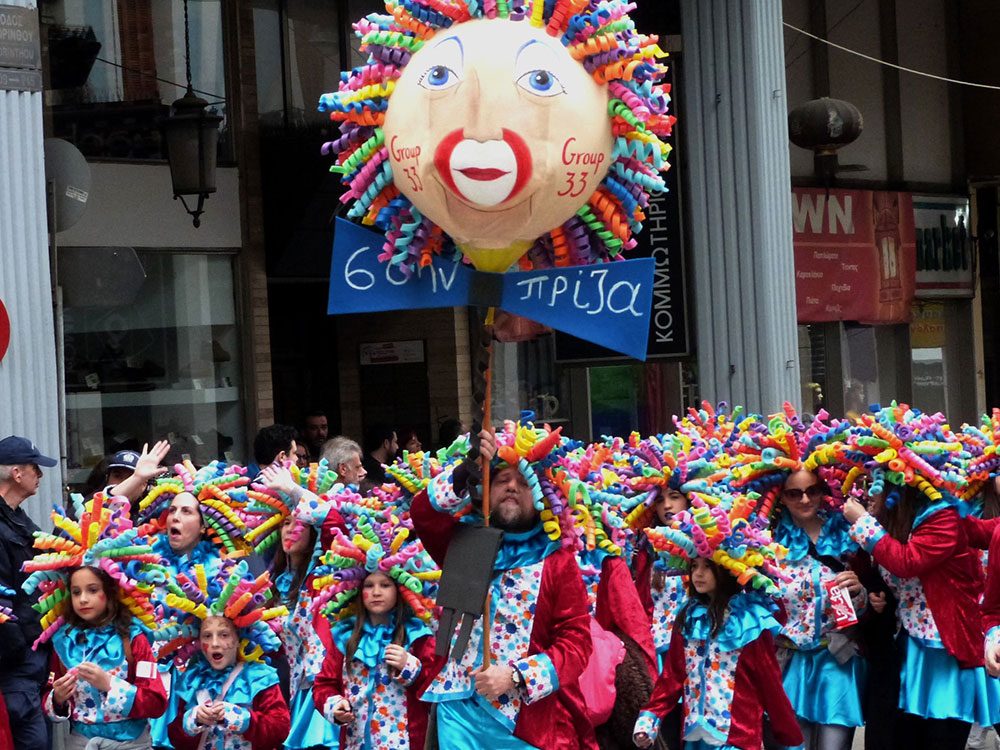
top-left (681, 0), bottom-right (801, 412)
top-left (0, 1), bottom-right (62, 523)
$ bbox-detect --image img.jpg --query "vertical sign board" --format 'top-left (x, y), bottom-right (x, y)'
top-left (554, 69), bottom-right (688, 362)
top-left (792, 188), bottom-right (916, 324)
top-left (912, 196), bottom-right (975, 299)
top-left (0, 5), bottom-right (41, 92)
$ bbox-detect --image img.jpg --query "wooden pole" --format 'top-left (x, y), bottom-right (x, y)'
top-left (481, 306), bottom-right (495, 667)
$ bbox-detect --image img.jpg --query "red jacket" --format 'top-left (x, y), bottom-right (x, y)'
top-left (632, 545), bottom-right (655, 619)
top-left (861, 508), bottom-right (985, 668)
top-left (168, 683), bottom-right (289, 750)
top-left (0, 693), bottom-right (11, 750)
top-left (595, 556), bottom-right (656, 677)
top-left (640, 624), bottom-right (802, 749)
top-left (411, 489), bottom-right (598, 750)
top-left (980, 523), bottom-right (1000, 633)
top-left (313, 627), bottom-right (438, 748)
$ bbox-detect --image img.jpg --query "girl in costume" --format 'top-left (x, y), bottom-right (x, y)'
top-left (252, 461), bottom-right (343, 750)
top-left (841, 404), bottom-right (999, 750)
top-left (632, 491), bottom-right (803, 750)
top-left (730, 405), bottom-right (868, 750)
top-left (161, 559), bottom-right (291, 750)
top-left (137, 461), bottom-right (256, 749)
top-left (21, 493), bottom-right (167, 749)
top-left (312, 511), bottom-right (440, 750)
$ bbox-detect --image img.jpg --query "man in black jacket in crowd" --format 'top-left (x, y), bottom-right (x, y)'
top-left (0, 435), bottom-right (58, 750)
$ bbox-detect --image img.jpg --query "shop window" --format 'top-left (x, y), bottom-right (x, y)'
top-left (42, 0), bottom-right (230, 161)
top-left (491, 334), bottom-right (571, 427)
top-left (60, 249), bottom-right (244, 488)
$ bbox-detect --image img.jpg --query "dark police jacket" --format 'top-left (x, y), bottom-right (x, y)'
top-left (0, 496), bottom-right (50, 689)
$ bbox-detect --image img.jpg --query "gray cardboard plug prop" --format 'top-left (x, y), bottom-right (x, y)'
top-left (434, 523), bottom-right (504, 660)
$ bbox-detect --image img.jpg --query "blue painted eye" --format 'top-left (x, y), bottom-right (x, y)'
top-left (516, 69), bottom-right (564, 97)
top-left (419, 65), bottom-right (460, 91)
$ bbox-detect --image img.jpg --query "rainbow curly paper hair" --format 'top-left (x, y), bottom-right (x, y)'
top-left (844, 402), bottom-right (969, 509)
top-left (428, 418), bottom-right (589, 538)
top-left (643, 490), bottom-right (789, 595)
top-left (311, 511), bottom-right (440, 623)
top-left (137, 460), bottom-right (254, 557)
top-left (729, 403), bottom-right (859, 521)
top-left (244, 459), bottom-right (344, 554)
top-left (155, 559), bottom-right (288, 665)
top-left (318, 0), bottom-right (674, 273)
top-left (22, 493), bottom-right (163, 648)
top-left (957, 409), bottom-right (1000, 500)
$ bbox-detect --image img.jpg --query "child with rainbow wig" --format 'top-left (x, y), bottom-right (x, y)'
top-left (312, 510), bottom-right (440, 749)
top-left (730, 404), bottom-right (869, 750)
top-left (158, 559), bottom-right (290, 750)
top-left (22, 493), bottom-right (167, 748)
top-left (136, 460), bottom-right (260, 749)
top-left (250, 459), bottom-right (346, 750)
top-left (632, 490), bottom-right (803, 750)
top-left (842, 404), bottom-right (1000, 750)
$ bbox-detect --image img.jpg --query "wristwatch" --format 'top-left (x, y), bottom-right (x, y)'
top-left (510, 666), bottom-right (524, 690)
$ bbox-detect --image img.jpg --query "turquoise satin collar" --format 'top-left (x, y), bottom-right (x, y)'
top-left (774, 511), bottom-right (857, 561)
top-left (153, 535), bottom-right (222, 573)
top-left (913, 500), bottom-right (953, 529)
top-left (52, 623), bottom-right (143, 670)
top-left (332, 615), bottom-right (433, 667)
top-left (682, 592), bottom-right (782, 652)
top-left (177, 657), bottom-right (278, 705)
top-left (495, 523), bottom-right (560, 571)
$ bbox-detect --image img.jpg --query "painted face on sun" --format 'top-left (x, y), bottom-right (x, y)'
top-left (383, 18), bottom-right (613, 262)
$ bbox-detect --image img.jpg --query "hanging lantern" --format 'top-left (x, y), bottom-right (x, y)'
top-left (160, 0), bottom-right (221, 228)
top-left (162, 87), bottom-right (221, 228)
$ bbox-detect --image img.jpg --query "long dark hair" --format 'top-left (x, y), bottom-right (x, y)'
top-left (677, 558), bottom-right (742, 637)
top-left (270, 524), bottom-right (319, 607)
top-left (64, 565), bottom-right (132, 637)
top-left (344, 590), bottom-right (410, 663)
top-left (982, 479), bottom-right (1000, 520)
top-left (877, 486), bottom-right (920, 543)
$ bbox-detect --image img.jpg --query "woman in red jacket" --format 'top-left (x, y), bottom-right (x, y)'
top-left (842, 405), bottom-right (1000, 750)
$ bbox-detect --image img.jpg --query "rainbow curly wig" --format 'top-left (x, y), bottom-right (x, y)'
top-left (137, 460), bottom-right (254, 558)
top-left (311, 511), bottom-right (440, 623)
top-left (22, 493), bottom-right (163, 648)
top-left (318, 0), bottom-right (674, 273)
top-left (155, 559), bottom-right (288, 665)
top-left (643, 490), bottom-right (789, 595)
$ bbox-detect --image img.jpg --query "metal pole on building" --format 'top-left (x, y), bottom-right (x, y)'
top-left (680, 0), bottom-right (801, 413)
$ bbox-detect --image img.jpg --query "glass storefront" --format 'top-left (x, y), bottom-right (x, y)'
top-left (60, 250), bottom-right (244, 487)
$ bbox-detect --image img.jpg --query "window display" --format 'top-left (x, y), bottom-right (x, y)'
top-left (61, 250), bottom-right (244, 486)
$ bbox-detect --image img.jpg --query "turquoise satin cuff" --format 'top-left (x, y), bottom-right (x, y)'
top-left (849, 514), bottom-right (886, 554)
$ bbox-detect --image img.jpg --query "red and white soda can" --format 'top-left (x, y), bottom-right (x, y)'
top-left (825, 579), bottom-right (859, 629)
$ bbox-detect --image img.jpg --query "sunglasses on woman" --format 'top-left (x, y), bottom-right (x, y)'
top-left (781, 485), bottom-right (828, 502)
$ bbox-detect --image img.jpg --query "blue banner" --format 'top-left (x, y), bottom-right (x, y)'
top-left (328, 218), bottom-right (654, 360)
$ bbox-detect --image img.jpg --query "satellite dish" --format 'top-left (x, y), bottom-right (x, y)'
top-left (44, 138), bottom-right (92, 232)
top-left (59, 247), bottom-right (145, 308)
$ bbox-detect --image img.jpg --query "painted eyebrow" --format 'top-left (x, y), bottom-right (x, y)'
top-left (515, 38), bottom-right (554, 65)
top-left (431, 35), bottom-right (464, 63)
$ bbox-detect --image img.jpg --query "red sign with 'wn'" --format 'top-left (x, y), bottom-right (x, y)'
top-left (792, 188), bottom-right (916, 324)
